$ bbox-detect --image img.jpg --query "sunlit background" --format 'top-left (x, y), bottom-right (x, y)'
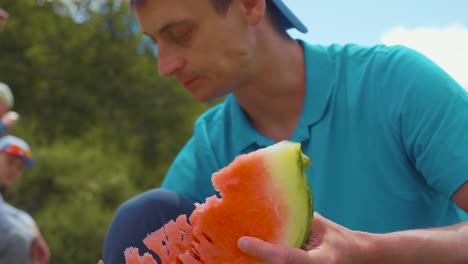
top-left (286, 0), bottom-right (468, 89)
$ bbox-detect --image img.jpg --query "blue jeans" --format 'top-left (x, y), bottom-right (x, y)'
top-left (103, 189), bottom-right (195, 264)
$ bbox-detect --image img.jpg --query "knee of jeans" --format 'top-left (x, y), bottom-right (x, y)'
top-left (114, 188), bottom-right (194, 223)
top-left (103, 189), bottom-right (194, 263)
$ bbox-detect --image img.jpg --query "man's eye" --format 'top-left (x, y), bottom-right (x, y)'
top-left (170, 28), bottom-right (192, 44)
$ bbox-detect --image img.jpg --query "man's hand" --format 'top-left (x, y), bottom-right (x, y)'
top-left (239, 210), bottom-right (468, 264)
top-left (238, 212), bottom-right (370, 264)
top-left (30, 233), bottom-right (51, 264)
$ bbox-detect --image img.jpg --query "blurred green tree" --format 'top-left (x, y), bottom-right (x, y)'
top-left (0, 0), bottom-right (211, 262)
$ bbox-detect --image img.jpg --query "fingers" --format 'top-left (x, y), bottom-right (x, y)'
top-left (238, 237), bottom-right (278, 262)
top-left (238, 236), bottom-right (312, 264)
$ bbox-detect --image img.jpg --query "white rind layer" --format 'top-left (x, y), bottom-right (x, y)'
top-left (264, 140), bottom-right (312, 247)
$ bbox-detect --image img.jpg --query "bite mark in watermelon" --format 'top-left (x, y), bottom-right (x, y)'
top-left (127, 140), bottom-right (313, 263)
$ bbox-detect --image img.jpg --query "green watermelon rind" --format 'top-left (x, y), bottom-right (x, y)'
top-left (265, 141), bottom-right (313, 248)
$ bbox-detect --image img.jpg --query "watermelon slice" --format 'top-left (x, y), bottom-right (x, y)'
top-left (127, 140), bottom-right (313, 263)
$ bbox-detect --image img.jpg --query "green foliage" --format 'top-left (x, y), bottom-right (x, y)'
top-left (9, 123), bottom-right (142, 263)
top-left (12, 132), bottom-right (138, 263)
top-left (1, 0), bottom-right (211, 262)
top-left (37, 199), bottom-right (115, 263)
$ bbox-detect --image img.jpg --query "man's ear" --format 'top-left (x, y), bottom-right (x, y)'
top-left (240, 0), bottom-right (266, 26)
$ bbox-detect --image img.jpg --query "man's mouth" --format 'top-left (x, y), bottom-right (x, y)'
top-left (180, 76), bottom-right (200, 90)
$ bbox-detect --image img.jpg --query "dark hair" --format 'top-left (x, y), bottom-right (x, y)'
top-left (130, 0), bottom-right (288, 36)
top-left (210, 0), bottom-right (232, 14)
top-left (129, 0), bottom-right (231, 14)
top-left (209, 0), bottom-right (287, 35)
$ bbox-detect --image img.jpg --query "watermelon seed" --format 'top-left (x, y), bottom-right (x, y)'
top-left (201, 233), bottom-right (213, 243)
top-left (192, 247), bottom-right (201, 256)
top-left (161, 240), bottom-right (169, 255)
top-left (190, 249), bottom-right (205, 264)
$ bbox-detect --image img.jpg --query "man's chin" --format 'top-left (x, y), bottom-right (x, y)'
top-left (192, 94), bottom-right (215, 103)
top-left (191, 91), bottom-right (226, 104)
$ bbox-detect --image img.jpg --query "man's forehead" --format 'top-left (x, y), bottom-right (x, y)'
top-left (136, 0), bottom-right (208, 34)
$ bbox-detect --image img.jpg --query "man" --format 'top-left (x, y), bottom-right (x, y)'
top-left (104, 0), bottom-right (468, 263)
top-left (0, 135), bottom-right (51, 264)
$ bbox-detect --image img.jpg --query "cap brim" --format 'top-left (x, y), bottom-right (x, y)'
top-left (2, 150), bottom-right (34, 168)
top-left (24, 158), bottom-right (34, 168)
top-left (271, 0), bottom-right (308, 33)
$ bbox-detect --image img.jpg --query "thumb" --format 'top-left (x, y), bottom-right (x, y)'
top-left (238, 236), bottom-right (311, 263)
top-left (238, 237), bottom-right (278, 262)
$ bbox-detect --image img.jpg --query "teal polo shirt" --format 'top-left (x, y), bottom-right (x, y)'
top-left (162, 41), bottom-right (468, 233)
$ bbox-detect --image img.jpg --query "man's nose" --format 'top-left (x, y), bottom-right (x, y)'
top-left (157, 44), bottom-right (185, 77)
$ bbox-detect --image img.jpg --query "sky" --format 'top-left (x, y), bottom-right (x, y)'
top-left (284, 0), bottom-right (468, 89)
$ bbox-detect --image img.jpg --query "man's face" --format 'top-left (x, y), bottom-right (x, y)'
top-left (0, 9), bottom-right (8, 32)
top-left (135, 0), bottom-right (255, 102)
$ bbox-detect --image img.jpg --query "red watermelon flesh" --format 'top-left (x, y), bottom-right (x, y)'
top-left (124, 248), bottom-right (158, 264)
top-left (126, 140), bottom-right (313, 264)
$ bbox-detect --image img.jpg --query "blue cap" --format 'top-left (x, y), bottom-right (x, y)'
top-left (0, 135), bottom-right (34, 168)
top-left (271, 0), bottom-right (308, 33)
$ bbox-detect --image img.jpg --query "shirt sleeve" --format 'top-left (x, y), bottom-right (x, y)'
top-left (382, 46), bottom-right (468, 199)
top-left (18, 209), bottom-right (37, 228)
top-left (0, 230), bottom-right (35, 264)
top-left (161, 120), bottom-right (221, 203)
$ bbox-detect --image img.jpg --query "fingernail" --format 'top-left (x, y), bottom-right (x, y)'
top-left (238, 237), bottom-right (248, 249)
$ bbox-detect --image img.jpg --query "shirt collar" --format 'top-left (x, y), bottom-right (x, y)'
top-left (228, 94), bottom-right (260, 154)
top-left (291, 40), bottom-right (334, 142)
top-left (230, 40), bottom-right (334, 153)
